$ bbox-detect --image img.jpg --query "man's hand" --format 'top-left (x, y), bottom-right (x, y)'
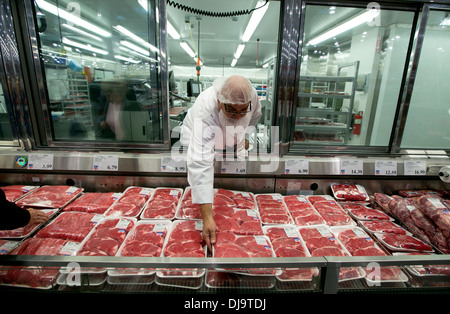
top-left (200, 203), bottom-right (216, 252)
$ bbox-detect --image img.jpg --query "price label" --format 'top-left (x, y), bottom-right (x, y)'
top-left (161, 156), bottom-right (187, 173)
top-left (375, 161), bottom-right (398, 176)
top-left (285, 159), bottom-right (309, 175)
top-left (404, 160), bottom-right (427, 176)
top-left (340, 160), bottom-right (363, 175)
top-left (93, 155), bottom-right (118, 171)
top-left (28, 154), bottom-right (54, 170)
top-left (221, 160), bottom-right (246, 174)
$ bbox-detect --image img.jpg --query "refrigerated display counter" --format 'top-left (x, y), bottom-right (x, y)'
top-left (0, 150), bottom-right (449, 294)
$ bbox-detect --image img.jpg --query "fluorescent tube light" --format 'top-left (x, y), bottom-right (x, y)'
top-left (119, 46), bottom-right (158, 63)
top-left (180, 42), bottom-right (196, 58)
top-left (231, 58), bottom-right (238, 67)
top-left (121, 40), bottom-right (150, 56)
top-left (307, 9), bottom-right (380, 46)
top-left (167, 21), bottom-right (181, 39)
top-left (234, 44), bottom-right (246, 59)
top-left (62, 37), bottom-right (108, 55)
top-left (113, 25), bottom-right (158, 53)
top-left (441, 16), bottom-right (450, 26)
top-left (61, 24), bottom-right (102, 42)
top-left (36, 0), bottom-right (111, 37)
top-left (114, 55), bottom-right (140, 64)
top-left (241, 0), bottom-right (269, 42)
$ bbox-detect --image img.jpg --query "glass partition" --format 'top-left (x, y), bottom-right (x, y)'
top-left (293, 4), bottom-right (415, 150)
top-left (400, 8), bottom-right (450, 150)
top-left (32, 0), bottom-right (166, 146)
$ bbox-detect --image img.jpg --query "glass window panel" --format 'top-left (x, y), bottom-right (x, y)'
top-left (294, 5), bottom-right (414, 148)
top-left (401, 9), bottom-right (450, 150)
top-left (0, 78), bottom-right (14, 141)
top-left (34, 0), bottom-right (164, 143)
top-left (165, 0), bottom-right (280, 152)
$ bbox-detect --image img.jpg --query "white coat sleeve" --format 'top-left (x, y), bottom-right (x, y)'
top-left (186, 110), bottom-right (218, 205)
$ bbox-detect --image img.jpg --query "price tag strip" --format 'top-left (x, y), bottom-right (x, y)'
top-left (285, 159), bottom-right (309, 175)
top-left (93, 155), bottom-right (118, 171)
top-left (161, 156), bottom-right (187, 173)
top-left (404, 160), bottom-right (427, 176)
top-left (221, 160), bottom-right (246, 174)
top-left (375, 161), bottom-right (398, 176)
top-left (340, 160), bottom-right (363, 175)
top-left (28, 154), bottom-right (54, 170)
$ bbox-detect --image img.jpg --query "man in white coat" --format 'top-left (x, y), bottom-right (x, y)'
top-left (181, 75), bottom-right (262, 250)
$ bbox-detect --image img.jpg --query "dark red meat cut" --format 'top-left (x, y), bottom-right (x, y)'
top-left (380, 233), bottom-right (433, 252)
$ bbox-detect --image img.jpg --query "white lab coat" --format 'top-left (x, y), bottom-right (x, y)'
top-left (181, 85), bottom-right (261, 205)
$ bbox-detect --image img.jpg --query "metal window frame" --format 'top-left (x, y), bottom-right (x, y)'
top-left (14, 0), bottom-right (171, 152)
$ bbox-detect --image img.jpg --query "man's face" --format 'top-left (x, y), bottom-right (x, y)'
top-left (218, 101), bottom-right (251, 120)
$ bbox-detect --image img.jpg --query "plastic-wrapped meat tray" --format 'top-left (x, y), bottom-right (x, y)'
top-left (63, 192), bottom-right (120, 214)
top-left (341, 203), bottom-right (392, 221)
top-left (359, 220), bottom-right (407, 235)
top-left (0, 240), bottom-right (21, 255)
top-left (263, 225), bottom-right (319, 283)
top-left (213, 207), bottom-right (263, 235)
top-left (212, 233), bottom-right (280, 276)
top-left (331, 183), bottom-right (369, 202)
top-left (298, 225), bottom-right (364, 282)
top-left (108, 220), bottom-right (172, 283)
top-left (374, 232), bottom-right (434, 253)
top-left (0, 237), bottom-right (81, 289)
top-left (311, 200), bottom-right (354, 227)
top-left (35, 211), bottom-right (101, 242)
top-left (255, 194), bottom-right (293, 225)
top-left (105, 186), bottom-right (154, 218)
top-left (15, 185), bottom-right (83, 209)
top-left (1, 185), bottom-right (38, 202)
top-left (0, 209), bottom-right (58, 239)
top-left (283, 195), bottom-right (326, 227)
top-left (141, 187), bottom-right (182, 220)
top-left (331, 226), bottom-right (408, 284)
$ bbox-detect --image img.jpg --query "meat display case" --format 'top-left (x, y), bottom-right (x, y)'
top-left (0, 150), bottom-right (449, 294)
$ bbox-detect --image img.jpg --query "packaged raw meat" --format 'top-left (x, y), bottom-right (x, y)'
top-left (375, 233), bottom-right (433, 252)
top-left (283, 196), bottom-right (326, 227)
top-left (306, 195), bottom-right (335, 204)
top-left (158, 220), bottom-right (206, 279)
top-left (263, 225), bottom-right (318, 282)
top-left (298, 225), bottom-right (364, 281)
top-left (417, 195), bottom-right (450, 238)
top-left (106, 186), bottom-right (154, 218)
top-left (108, 220), bottom-right (172, 280)
top-left (312, 200), bottom-right (353, 226)
top-left (255, 193), bottom-right (293, 225)
top-left (1, 185), bottom-right (38, 202)
top-left (177, 187), bottom-right (202, 219)
top-left (141, 187), bottom-right (182, 220)
top-left (213, 234), bottom-right (279, 276)
top-left (373, 193), bottom-right (393, 212)
top-left (63, 192), bottom-right (120, 214)
top-left (331, 183), bottom-right (369, 201)
top-left (213, 208), bottom-right (263, 235)
top-left (394, 252), bottom-right (450, 278)
top-left (0, 240), bottom-right (20, 255)
top-left (0, 209), bottom-right (57, 239)
top-left (359, 220), bottom-right (407, 235)
top-left (36, 211), bottom-right (101, 242)
top-left (0, 237), bottom-right (81, 289)
top-left (15, 185), bottom-right (83, 209)
top-left (341, 203), bottom-right (391, 221)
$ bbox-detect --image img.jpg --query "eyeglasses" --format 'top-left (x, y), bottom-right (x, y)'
top-left (223, 102), bottom-right (252, 116)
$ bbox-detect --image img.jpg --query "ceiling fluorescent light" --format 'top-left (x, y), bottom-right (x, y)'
top-left (36, 0), bottom-right (111, 37)
top-left (167, 21), bottom-right (181, 39)
top-left (180, 42), bottom-right (195, 58)
top-left (307, 9), bottom-right (380, 46)
top-left (231, 58), bottom-right (238, 67)
top-left (62, 37), bottom-right (108, 55)
top-left (121, 40), bottom-right (150, 56)
top-left (119, 46), bottom-right (158, 63)
top-left (113, 25), bottom-right (158, 53)
top-left (114, 55), bottom-right (140, 64)
top-left (234, 44), bottom-right (246, 59)
top-left (441, 16), bottom-right (450, 26)
top-left (241, 0), bottom-right (270, 42)
top-left (61, 24), bottom-right (102, 42)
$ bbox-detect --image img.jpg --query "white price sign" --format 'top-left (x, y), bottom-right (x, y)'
top-left (340, 160), bottom-right (363, 175)
top-left (93, 155), bottom-right (118, 171)
top-left (375, 161), bottom-right (398, 176)
top-left (28, 154), bottom-right (54, 170)
top-left (404, 160), bottom-right (427, 176)
top-left (285, 159), bottom-right (309, 175)
top-left (221, 160), bottom-right (246, 174)
top-left (161, 156), bottom-right (187, 173)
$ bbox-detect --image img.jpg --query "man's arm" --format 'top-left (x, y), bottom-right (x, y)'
top-left (200, 203), bottom-right (216, 251)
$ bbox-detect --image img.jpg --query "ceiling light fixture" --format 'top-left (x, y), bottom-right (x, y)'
top-left (180, 41), bottom-right (196, 58)
top-left (61, 24), bottom-right (103, 42)
top-left (114, 55), bottom-right (140, 64)
top-left (231, 58), bottom-right (238, 67)
top-left (167, 21), bottom-right (181, 39)
top-left (121, 40), bottom-right (150, 56)
top-left (113, 25), bottom-right (158, 53)
top-left (234, 44), bottom-right (246, 59)
top-left (242, 0), bottom-right (270, 42)
top-left (62, 37), bottom-right (108, 55)
top-left (307, 9), bottom-right (380, 46)
top-left (36, 0), bottom-right (111, 37)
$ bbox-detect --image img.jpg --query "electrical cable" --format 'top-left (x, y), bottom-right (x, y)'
top-left (166, 0), bottom-right (269, 18)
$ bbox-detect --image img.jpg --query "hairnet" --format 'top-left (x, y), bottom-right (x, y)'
top-left (215, 75), bottom-right (254, 105)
